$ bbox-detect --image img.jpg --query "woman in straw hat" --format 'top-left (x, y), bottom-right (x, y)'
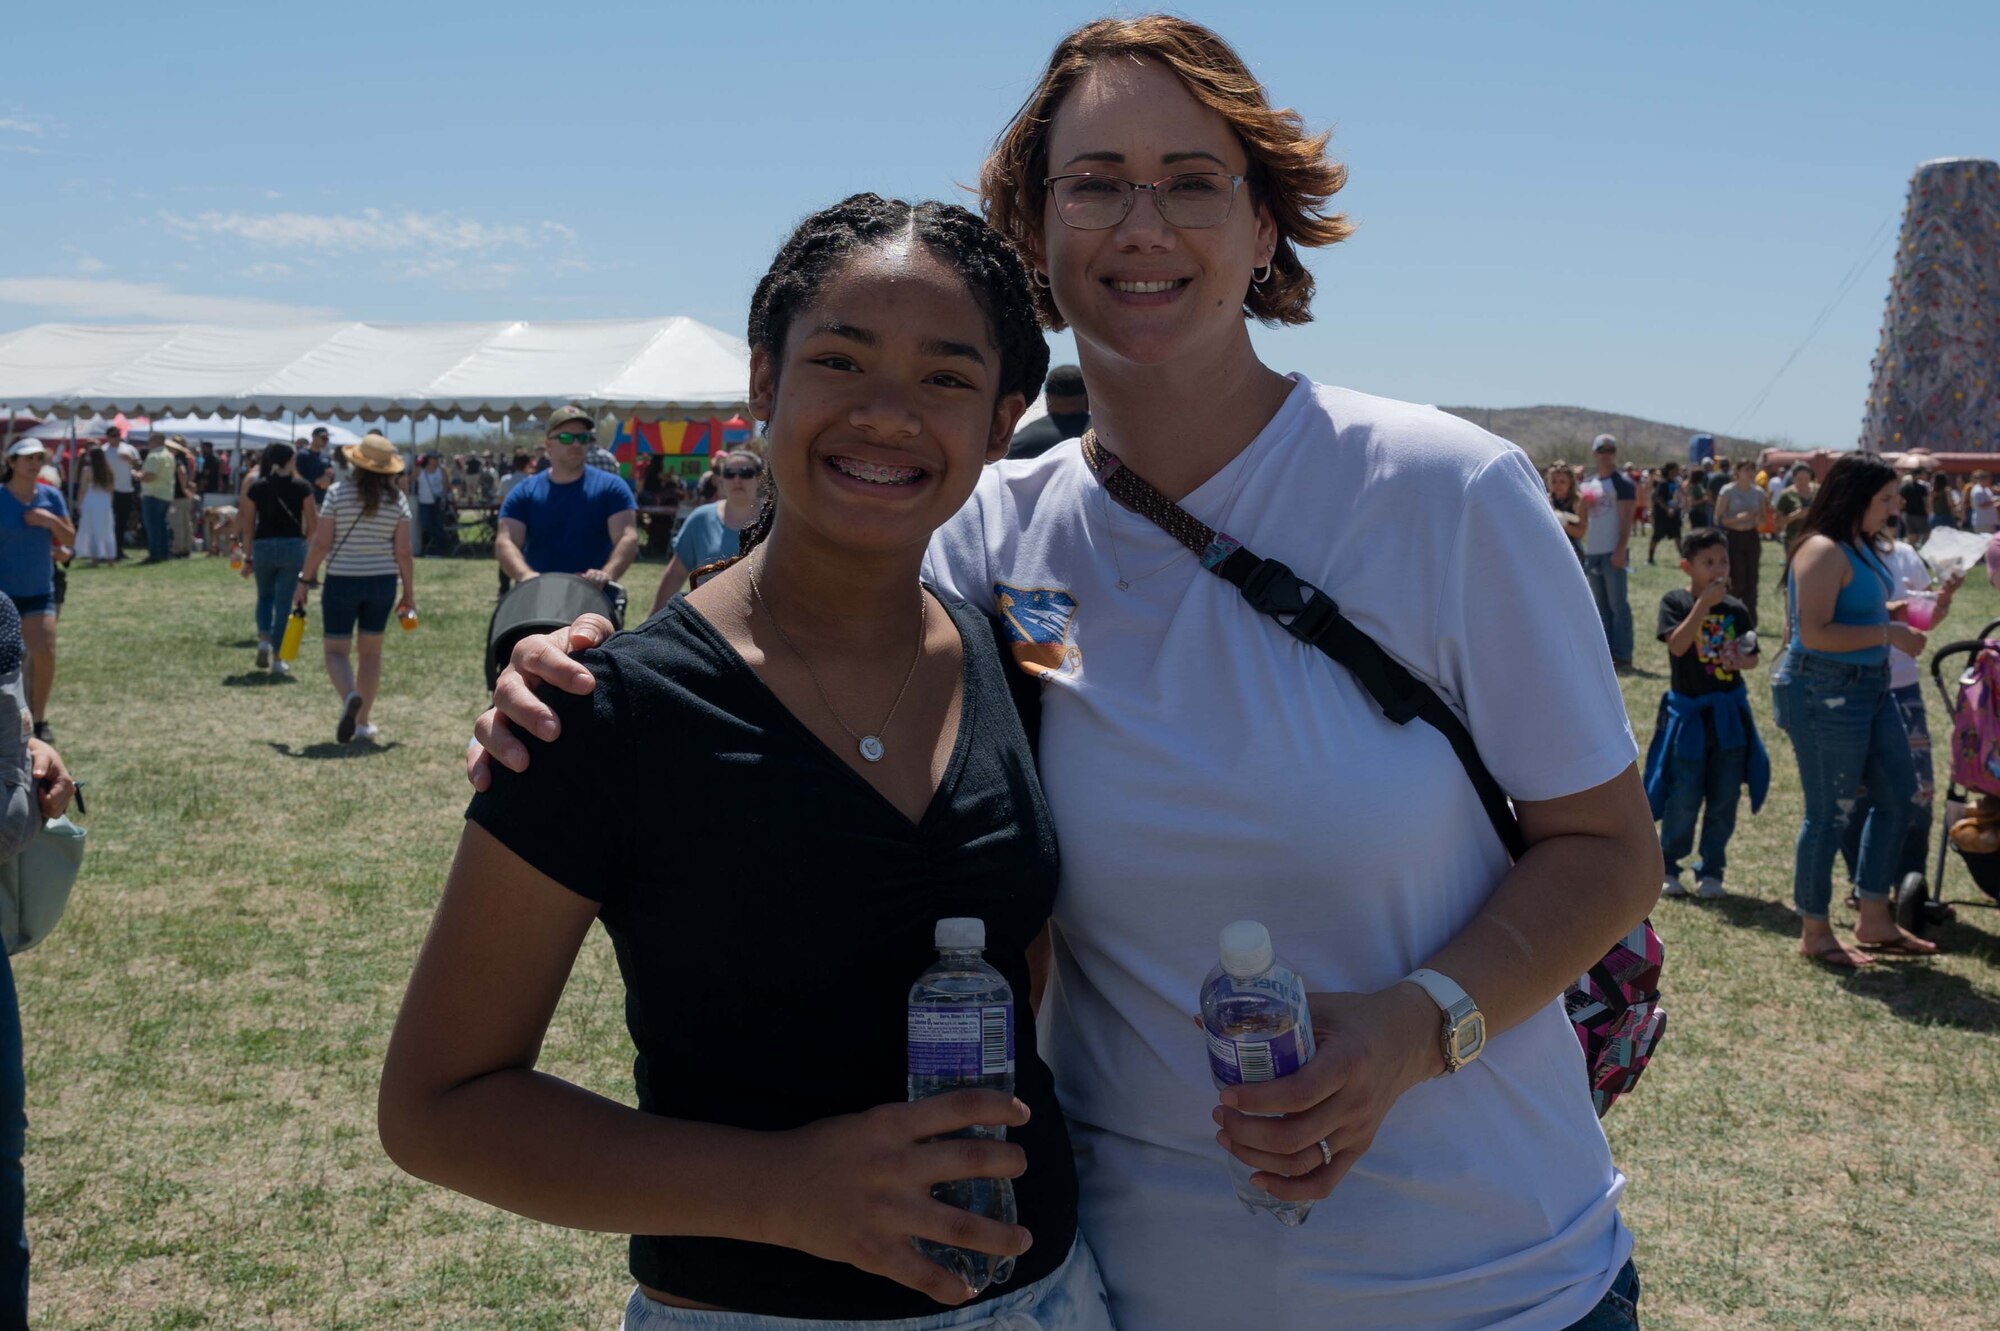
top-left (293, 432), bottom-right (414, 744)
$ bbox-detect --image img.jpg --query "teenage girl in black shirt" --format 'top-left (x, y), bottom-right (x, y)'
top-left (379, 197), bottom-right (1108, 1329)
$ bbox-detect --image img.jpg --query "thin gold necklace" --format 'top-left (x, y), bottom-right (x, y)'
top-left (747, 555), bottom-right (927, 764)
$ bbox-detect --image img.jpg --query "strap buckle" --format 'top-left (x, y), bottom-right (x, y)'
top-left (1241, 558), bottom-right (1340, 644)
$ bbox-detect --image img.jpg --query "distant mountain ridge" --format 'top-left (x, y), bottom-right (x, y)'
top-left (1437, 405), bottom-right (1780, 468)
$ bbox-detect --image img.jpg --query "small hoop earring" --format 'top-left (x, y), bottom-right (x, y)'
top-left (1252, 261), bottom-right (1274, 286)
top-left (1033, 271), bottom-right (1052, 290)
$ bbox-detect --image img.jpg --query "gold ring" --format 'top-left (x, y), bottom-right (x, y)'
top-left (1317, 1138), bottom-right (1333, 1168)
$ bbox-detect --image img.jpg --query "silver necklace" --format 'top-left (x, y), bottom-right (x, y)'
top-left (747, 556), bottom-right (927, 764)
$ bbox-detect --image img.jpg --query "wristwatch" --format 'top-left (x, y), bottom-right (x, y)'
top-left (1403, 969), bottom-right (1487, 1074)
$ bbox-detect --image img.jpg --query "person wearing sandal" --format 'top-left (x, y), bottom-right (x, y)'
top-left (1770, 455), bottom-right (1939, 967)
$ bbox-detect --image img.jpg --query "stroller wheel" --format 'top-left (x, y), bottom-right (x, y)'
top-left (1895, 873), bottom-right (1929, 936)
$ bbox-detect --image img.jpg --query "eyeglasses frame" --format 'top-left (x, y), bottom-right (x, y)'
top-left (1042, 171), bottom-right (1249, 231)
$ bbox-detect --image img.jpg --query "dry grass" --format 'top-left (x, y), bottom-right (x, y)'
top-left (18, 536), bottom-right (2000, 1328)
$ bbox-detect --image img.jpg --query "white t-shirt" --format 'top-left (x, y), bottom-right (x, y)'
top-left (1884, 541), bottom-right (1932, 691)
top-left (415, 468), bottom-right (446, 505)
top-left (107, 442), bottom-right (138, 491)
top-left (1972, 485), bottom-right (1997, 533)
top-left (925, 377), bottom-right (1637, 1331)
top-left (1578, 469), bottom-right (1633, 557)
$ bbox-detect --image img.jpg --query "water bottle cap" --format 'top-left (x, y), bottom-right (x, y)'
top-left (934, 917), bottom-right (985, 950)
top-left (1219, 920), bottom-right (1274, 978)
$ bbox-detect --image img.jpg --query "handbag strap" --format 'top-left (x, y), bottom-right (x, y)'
top-left (1080, 430), bottom-right (1528, 861)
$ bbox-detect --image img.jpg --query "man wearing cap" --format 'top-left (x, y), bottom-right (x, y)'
top-left (137, 436), bottom-right (181, 564)
top-left (495, 407), bottom-right (638, 605)
top-left (295, 428), bottom-right (332, 499)
top-left (1008, 364), bottom-right (1090, 461)
top-left (1580, 434), bottom-right (1636, 669)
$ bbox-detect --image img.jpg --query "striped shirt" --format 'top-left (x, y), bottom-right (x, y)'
top-left (321, 483), bottom-right (410, 577)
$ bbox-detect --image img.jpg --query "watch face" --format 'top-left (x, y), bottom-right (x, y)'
top-left (1451, 1013), bottom-right (1487, 1063)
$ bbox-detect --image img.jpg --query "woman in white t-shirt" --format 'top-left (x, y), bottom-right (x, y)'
top-left (470, 17), bottom-right (1659, 1330)
top-left (1967, 469), bottom-right (1997, 534)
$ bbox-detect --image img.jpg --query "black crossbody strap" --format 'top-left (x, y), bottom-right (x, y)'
top-left (1082, 432), bottom-right (1528, 862)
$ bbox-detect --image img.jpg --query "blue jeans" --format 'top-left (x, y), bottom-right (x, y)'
top-left (1560, 1260), bottom-right (1640, 1331)
top-left (0, 947), bottom-right (25, 1329)
top-left (1659, 733), bottom-right (1748, 880)
top-left (1840, 682), bottom-right (1934, 884)
top-left (1582, 552), bottom-right (1634, 661)
top-left (1772, 653), bottom-right (1917, 918)
top-left (140, 495), bottom-right (171, 562)
top-left (251, 537), bottom-right (307, 644)
top-left (417, 502), bottom-right (446, 556)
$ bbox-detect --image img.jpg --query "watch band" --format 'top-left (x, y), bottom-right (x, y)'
top-left (1403, 968), bottom-right (1484, 1073)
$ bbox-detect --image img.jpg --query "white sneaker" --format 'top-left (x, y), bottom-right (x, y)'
top-left (1696, 876), bottom-right (1728, 899)
top-left (354, 723), bottom-right (379, 742)
top-left (270, 659), bottom-right (290, 676)
top-left (1662, 873), bottom-right (1689, 898)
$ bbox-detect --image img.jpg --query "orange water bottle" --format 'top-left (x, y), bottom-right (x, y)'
top-left (228, 544), bottom-right (243, 571)
top-left (398, 606), bottom-right (419, 631)
top-left (278, 607), bottom-right (307, 662)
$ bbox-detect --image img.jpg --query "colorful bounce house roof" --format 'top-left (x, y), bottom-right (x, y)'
top-left (611, 414), bottom-right (754, 463)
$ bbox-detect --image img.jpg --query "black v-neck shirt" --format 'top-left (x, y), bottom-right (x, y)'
top-left (465, 592), bottom-right (1074, 1320)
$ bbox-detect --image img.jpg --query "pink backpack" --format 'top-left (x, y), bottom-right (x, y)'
top-left (1948, 644), bottom-right (2000, 799)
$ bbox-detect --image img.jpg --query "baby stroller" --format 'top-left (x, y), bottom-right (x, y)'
top-left (485, 573), bottom-right (625, 690)
top-left (1925, 617), bottom-right (2000, 931)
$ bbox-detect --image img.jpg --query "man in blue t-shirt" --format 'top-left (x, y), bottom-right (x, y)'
top-left (495, 405), bottom-right (638, 595)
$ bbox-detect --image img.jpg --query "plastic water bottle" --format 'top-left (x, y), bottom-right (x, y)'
top-left (907, 917), bottom-right (1017, 1294)
top-left (398, 606), bottom-right (420, 631)
top-left (1200, 920), bottom-right (1317, 1227)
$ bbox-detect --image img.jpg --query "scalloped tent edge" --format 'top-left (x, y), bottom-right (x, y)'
top-left (0, 317), bottom-right (752, 422)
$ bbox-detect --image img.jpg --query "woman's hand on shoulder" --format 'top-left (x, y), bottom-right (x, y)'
top-left (1209, 986), bottom-right (1440, 1204)
top-left (466, 613), bottom-right (615, 791)
top-left (764, 1092), bottom-right (1035, 1305)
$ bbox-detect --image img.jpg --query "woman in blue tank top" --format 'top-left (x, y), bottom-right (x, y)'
top-left (1772, 455), bottom-right (1939, 967)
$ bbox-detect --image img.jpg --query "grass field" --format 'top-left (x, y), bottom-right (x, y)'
top-left (20, 534), bottom-right (2000, 1329)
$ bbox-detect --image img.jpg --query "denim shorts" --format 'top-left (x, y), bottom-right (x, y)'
top-left (6, 594), bottom-right (51, 619)
top-left (620, 1237), bottom-right (1112, 1331)
top-left (320, 573), bottom-right (398, 637)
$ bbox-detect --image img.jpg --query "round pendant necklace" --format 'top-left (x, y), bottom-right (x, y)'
top-left (747, 555), bottom-right (927, 764)
top-left (1101, 481), bottom-right (1190, 591)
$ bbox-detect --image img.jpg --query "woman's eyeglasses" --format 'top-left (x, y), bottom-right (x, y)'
top-left (721, 467), bottom-right (761, 480)
top-left (1043, 172), bottom-right (1247, 231)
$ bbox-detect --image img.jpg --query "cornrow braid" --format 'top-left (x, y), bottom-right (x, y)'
top-left (703, 192), bottom-right (1048, 579)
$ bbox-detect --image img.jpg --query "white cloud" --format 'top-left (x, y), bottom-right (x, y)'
top-left (239, 262), bottom-right (292, 279)
top-left (0, 277), bottom-right (333, 324)
top-left (72, 254), bottom-right (107, 275)
top-left (0, 118), bottom-right (49, 136)
top-left (162, 207), bottom-right (560, 255)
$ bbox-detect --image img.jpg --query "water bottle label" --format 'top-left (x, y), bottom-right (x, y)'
top-left (908, 1004), bottom-right (1014, 1078)
top-left (1206, 1027), bottom-right (1310, 1086)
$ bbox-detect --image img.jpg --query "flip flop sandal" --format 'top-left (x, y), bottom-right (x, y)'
top-left (1802, 945), bottom-right (1871, 970)
top-left (1856, 936), bottom-right (1943, 956)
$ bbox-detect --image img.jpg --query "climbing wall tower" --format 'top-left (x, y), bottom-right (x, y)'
top-left (1859, 157), bottom-right (2000, 454)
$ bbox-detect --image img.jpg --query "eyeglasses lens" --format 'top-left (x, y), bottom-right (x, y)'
top-left (1051, 174), bottom-right (1238, 231)
top-left (553, 432), bottom-right (593, 445)
top-left (721, 468), bottom-right (760, 479)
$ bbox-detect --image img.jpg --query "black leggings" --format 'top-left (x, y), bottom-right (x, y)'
top-left (1648, 512), bottom-right (1683, 562)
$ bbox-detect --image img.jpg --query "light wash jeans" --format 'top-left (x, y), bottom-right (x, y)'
top-left (1581, 552), bottom-right (1634, 662)
top-left (1840, 682), bottom-right (1934, 883)
top-left (621, 1238), bottom-right (1111, 1331)
top-left (1771, 651), bottom-right (1917, 918)
top-left (251, 536), bottom-right (307, 644)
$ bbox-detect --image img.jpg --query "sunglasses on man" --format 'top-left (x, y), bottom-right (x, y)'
top-left (550, 432), bottom-right (594, 446)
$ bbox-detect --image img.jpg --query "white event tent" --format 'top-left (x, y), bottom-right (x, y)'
top-left (0, 317), bottom-right (752, 423)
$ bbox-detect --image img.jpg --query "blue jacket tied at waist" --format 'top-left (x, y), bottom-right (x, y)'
top-left (1644, 688), bottom-right (1770, 819)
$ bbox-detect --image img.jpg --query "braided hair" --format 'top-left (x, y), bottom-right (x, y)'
top-left (694, 193), bottom-right (1049, 583)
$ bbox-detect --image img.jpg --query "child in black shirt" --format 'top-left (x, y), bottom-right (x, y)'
top-left (1645, 528), bottom-right (1770, 898)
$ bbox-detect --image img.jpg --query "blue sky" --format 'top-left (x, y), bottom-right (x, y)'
top-left (2, 1), bottom-right (1994, 447)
